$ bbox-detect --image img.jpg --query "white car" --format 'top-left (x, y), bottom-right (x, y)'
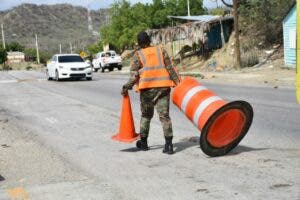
top-left (46, 54), bottom-right (92, 81)
top-left (92, 50), bottom-right (122, 73)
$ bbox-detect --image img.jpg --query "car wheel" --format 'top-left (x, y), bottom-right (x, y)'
top-left (46, 69), bottom-right (52, 80)
top-left (86, 77), bottom-right (92, 81)
top-left (55, 70), bottom-right (60, 81)
top-left (94, 68), bottom-right (98, 72)
top-left (117, 66), bottom-right (122, 71)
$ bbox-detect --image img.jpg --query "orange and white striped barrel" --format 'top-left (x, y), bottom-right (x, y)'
top-left (172, 77), bottom-right (253, 157)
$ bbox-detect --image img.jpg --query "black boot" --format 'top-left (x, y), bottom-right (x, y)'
top-left (136, 136), bottom-right (149, 151)
top-left (162, 136), bottom-right (174, 154)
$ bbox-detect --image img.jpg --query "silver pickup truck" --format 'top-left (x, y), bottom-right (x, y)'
top-left (92, 51), bottom-right (123, 73)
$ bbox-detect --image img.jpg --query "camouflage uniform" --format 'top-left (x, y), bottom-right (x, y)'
top-left (122, 47), bottom-right (180, 138)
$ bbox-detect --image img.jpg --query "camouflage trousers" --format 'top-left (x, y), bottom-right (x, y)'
top-left (139, 87), bottom-right (173, 138)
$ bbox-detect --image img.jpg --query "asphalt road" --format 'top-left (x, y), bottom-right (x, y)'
top-left (0, 70), bottom-right (299, 200)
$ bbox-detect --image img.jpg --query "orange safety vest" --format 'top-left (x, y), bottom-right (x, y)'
top-left (136, 46), bottom-right (175, 90)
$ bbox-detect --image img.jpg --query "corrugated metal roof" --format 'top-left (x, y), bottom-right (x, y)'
top-left (168, 15), bottom-right (233, 23)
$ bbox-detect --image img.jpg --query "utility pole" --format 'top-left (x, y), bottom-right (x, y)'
top-left (187, 0), bottom-right (190, 16)
top-left (69, 42), bottom-right (73, 54)
top-left (35, 34), bottom-right (40, 64)
top-left (59, 44), bottom-right (62, 54)
top-left (1, 23), bottom-right (6, 49)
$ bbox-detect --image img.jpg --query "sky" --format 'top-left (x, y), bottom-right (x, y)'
top-left (0, 0), bottom-right (226, 11)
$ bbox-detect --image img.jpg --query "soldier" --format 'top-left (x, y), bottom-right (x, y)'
top-left (121, 31), bottom-right (180, 154)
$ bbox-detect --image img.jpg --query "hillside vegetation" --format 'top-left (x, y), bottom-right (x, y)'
top-left (0, 4), bottom-right (109, 54)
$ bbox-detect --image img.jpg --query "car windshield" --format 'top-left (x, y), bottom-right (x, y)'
top-left (58, 56), bottom-right (84, 63)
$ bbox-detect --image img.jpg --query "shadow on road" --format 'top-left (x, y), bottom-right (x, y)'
top-left (120, 136), bottom-right (200, 153)
top-left (0, 175), bottom-right (5, 181)
top-left (227, 145), bottom-right (270, 156)
top-left (173, 136), bottom-right (200, 153)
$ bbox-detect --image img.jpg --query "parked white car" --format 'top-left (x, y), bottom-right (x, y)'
top-left (46, 54), bottom-right (92, 81)
top-left (92, 50), bottom-right (122, 72)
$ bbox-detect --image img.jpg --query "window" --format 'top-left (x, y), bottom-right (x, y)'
top-left (58, 55), bottom-right (84, 63)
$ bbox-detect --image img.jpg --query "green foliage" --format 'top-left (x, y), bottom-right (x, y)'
top-left (101, 1), bottom-right (150, 51)
top-left (239, 0), bottom-right (296, 45)
top-left (87, 41), bottom-right (104, 55)
top-left (241, 50), bottom-right (259, 68)
top-left (6, 42), bottom-right (25, 52)
top-left (0, 46), bottom-right (7, 64)
top-left (100, 0), bottom-right (206, 51)
top-left (208, 7), bottom-right (228, 16)
top-left (24, 48), bottom-right (51, 64)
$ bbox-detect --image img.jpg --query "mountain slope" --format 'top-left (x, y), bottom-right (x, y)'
top-left (0, 4), bottom-right (110, 54)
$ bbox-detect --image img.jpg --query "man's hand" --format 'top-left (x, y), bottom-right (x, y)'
top-left (121, 85), bottom-right (129, 96)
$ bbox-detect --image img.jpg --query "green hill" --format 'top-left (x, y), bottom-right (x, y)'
top-left (0, 3), bottom-right (109, 54)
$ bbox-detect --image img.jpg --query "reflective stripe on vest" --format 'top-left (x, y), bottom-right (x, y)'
top-left (137, 46), bottom-right (175, 89)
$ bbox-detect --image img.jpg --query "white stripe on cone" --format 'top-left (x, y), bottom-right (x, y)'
top-left (193, 96), bottom-right (223, 125)
top-left (181, 85), bottom-right (207, 112)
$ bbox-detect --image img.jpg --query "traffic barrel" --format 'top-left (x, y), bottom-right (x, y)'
top-left (172, 77), bottom-right (253, 157)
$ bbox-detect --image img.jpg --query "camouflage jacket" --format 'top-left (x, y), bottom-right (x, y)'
top-left (123, 46), bottom-right (180, 90)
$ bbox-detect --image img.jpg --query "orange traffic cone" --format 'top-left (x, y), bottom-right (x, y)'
top-left (112, 95), bottom-right (139, 143)
top-left (172, 77), bottom-right (253, 157)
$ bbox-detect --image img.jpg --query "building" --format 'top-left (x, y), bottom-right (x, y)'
top-left (7, 51), bottom-right (25, 64)
top-left (283, 4), bottom-right (297, 67)
top-left (147, 15), bottom-right (234, 57)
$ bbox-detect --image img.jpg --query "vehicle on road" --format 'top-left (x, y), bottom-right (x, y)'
top-left (46, 54), bottom-right (92, 81)
top-left (92, 50), bottom-right (122, 73)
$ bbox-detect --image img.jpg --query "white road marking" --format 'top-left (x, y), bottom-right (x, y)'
top-left (45, 117), bottom-right (58, 124)
top-left (0, 80), bottom-right (18, 84)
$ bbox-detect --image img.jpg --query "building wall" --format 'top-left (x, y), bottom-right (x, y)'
top-left (7, 54), bottom-right (25, 64)
top-left (283, 5), bottom-right (297, 67)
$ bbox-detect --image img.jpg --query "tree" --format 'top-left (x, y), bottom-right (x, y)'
top-left (24, 48), bottom-right (50, 64)
top-left (239, 0), bottom-right (295, 44)
top-left (87, 41), bottom-right (103, 56)
top-left (101, 0), bottom-right (206, 51)
top-left (6, 42), bottom-right (25, 52)
top-left (0, 46), bottom-right (7, 64)
top-left (100, 1), bottom-right (150, 51)
top-left (221, 0), bottom-right (241, 70)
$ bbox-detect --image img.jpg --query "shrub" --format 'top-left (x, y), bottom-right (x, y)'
top-left (241, 50), bottom-right (259, 68)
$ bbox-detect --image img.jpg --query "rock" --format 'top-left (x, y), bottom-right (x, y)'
top-left (216, 66), bottom-right (224, 72)
top-left (1, 144), bottom-right (10, 148)
top-left (205, 74), bottom-right (216, 79)
top-left (265, 50), bottom-right (275, 55)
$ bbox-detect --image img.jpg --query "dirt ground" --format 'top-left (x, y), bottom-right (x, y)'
top-left (193, 66), bottom-right (295, 88)
top-left (171, 55), bottom-right (295, 89)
